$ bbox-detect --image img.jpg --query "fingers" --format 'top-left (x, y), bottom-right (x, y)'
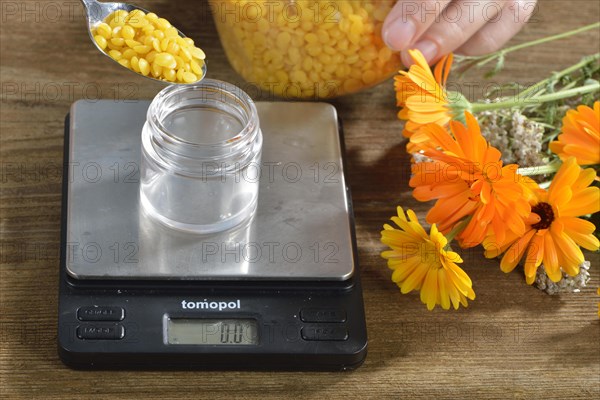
top-left (456, 0), bottom-right (537, 56)
top-left (383, 0), bottom-right (453, 52)
top-left (383, 0), bottom-right (533, 66)
top-left (400, 0), bottom-right (504, 66)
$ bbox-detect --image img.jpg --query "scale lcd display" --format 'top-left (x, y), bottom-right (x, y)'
top-left (166, 318), bottom-right (258, 345)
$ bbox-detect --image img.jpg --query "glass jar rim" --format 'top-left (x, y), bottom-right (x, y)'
top-left (147, 79), bottom-right (259, 149)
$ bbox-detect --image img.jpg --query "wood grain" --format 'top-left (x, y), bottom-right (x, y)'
top-left (1, 1), bottom-right (599, 399)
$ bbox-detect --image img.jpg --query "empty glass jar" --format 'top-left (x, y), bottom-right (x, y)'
top-left (140, 80), bottom-right (263, 233)
top-left (210, 0), bottom-right (401, 99)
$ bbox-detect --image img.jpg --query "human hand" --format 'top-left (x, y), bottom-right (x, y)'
top-left (382, 0), bottom-right (538, 66)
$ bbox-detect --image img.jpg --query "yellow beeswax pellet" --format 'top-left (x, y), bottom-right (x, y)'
top-left (94, 35), bottom-right (107, 50)
top-left (110, 37), bottom-right (125, 47)
top-left (138, 58), bottom-right (150, 75)
top-left (378, 47), bottom-right (392, 62)
top-left (142, 24), bottom-right (155, 35)
top-left (151, 38), bottom-right (162, 52)
top-left (155, 18), bottom-right (171, 30)
top-left (146, 50), bottom-right (157, 63)
top-left (131, 56), bottom-right (140, 72)
top-left (304, 33), bottom-right (318, 44)
top-left (96, 23), bottom-right (112, 39)
top-left (111, 25), bottom-right (122, 37)
top-left (151, 62), bottom-right (162, 78)
top-left (289, 47), bottom-right (301, 65)
top-left (167, 42), bottom-right (180, 55)
top-left (276, 32), bottom-right (291, 49)
top-left (154, 53), bottom-right (177, 69)
top-left (122, 48), bottom-right (136, 60)
top-left (160, 38), bottom-right (171, 52)
top-left (190, 47), bottom-right (206, 60)
top-left (133, 45), bottom-right (151, 54)
top-left (126, 10), bottom-right (147, 28)
top-left (109, 18), bottom-right (123, 29)
top-left (257, 19), bottom-right (269, 33)
top-left (306, 45), bottom-right (321, 57)
top-left (190, 59), bottom-right (204, 75)
top-left (179, 48), bottom-right (192, 62)
top-left (106, 41), bottom-right (121, 51)
top-left (323, 46), bottom-right (337, 56)
top-left (274, 70), bottom-right (289, 85)
top-left (290, 70), bottom-right (308, 83)
top-left (165, 27), bottom-right (179, 38)
top-left (174, 55), bottom-right (185, 69)
top-left (125, 39), bottom-right (142, 48)
top-left (121, 25), bottom-right (135, 40)
top-left (112, 10), bottom-right (128, 22)
top-left (182, 72), bottom-right (197, 83)
top-left (91, 9), bottom-right (206, 83)
top-left (108, 50), bottom-right (122, 60)
top-left (163, 68), bottom-right (176, 81)
top-left (362, 70), bottom-right (378, 84)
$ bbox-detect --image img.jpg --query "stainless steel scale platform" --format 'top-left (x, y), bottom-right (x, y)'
top-left (58, 100), bottom-right (367, 370)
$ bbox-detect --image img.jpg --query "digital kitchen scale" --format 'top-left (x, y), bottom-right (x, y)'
top-left (58, 100), bottom-right (368, 370)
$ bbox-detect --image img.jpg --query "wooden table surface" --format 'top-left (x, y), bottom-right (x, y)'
top-left (1, 1), bottom-right (599, 399)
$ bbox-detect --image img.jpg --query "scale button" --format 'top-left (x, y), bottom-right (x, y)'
top-left (300, 308), bottom-right (346, 323)
top-left (301, 325), bottom-right (348, 341)
top-left (77, 324), bottom-right (125, 340)
top-left (77, 306), bottom-right (125, 321)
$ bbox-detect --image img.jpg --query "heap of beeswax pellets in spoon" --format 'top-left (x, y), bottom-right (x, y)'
top-left (92, 10), bottom-right (206, 83)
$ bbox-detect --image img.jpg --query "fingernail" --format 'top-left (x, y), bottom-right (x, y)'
top-left (383, 18), bottom-right (416, 51)
top-left (410, 39), bottom-right (439, 65)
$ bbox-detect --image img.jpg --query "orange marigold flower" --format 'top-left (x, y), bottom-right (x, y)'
top-left (549, 101), bottom-right (600, 165)
top-left (381, 207), bottom-right (475, 310)
top-left (394, 50), bottom-right (470, 151)
top-left (484, 157), bottom-right (600, 284)
top-left (409, 112), bottom-right (532, 248)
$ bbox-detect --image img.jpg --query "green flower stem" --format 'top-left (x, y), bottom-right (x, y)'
top-left (458, 22), bottom-right (600, 67)
top-left (518, 53), bottom-right (600, 98)
top-left (444, 216), bottom-right (473, 246)
top-left (471, 83), bottom-right (600, 112)
top-left (517, 161), bottom-right (562, 176)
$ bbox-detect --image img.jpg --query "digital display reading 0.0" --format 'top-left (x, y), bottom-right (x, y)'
top-left (166, 318), bottom-right (258, 345)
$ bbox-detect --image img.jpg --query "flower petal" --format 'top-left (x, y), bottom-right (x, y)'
top-left (421, 268), bottom-right (439, 310)
top-left (437, 268), bottom-right (451, 310)
top-left (500, 229), bottom-right (536, 273)
top-left (523, 233), bottom-right (544, 284)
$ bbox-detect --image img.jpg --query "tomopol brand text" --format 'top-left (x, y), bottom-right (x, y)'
top-left (181, 299), bottom-right (241, 311)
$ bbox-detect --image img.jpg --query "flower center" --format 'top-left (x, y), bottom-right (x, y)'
top-left (531, 202), bottom-right (554, 230)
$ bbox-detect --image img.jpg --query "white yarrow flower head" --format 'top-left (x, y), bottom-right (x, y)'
top-left (478, 107), bottom-right (547, 168)
top-left (535, 261), bottom-right (591, 295)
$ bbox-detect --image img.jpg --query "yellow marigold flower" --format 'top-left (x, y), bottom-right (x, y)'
top-left (484, 157), bottom-right (600, 284)
top-left (409, 113), bottom-right (532, 248)
top-left (381, 207), bottom-right (475, 311)
top-left (394, 50), bottom-right (472, 149)
top-left (549, 101), bottom-right (600, 165)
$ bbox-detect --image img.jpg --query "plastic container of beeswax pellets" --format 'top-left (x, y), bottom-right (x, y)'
top-left (210, 0), bottom-right (401, 99)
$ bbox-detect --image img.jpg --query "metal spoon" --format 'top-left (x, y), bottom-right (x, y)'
top-left (80, 0), bottom-right (206, 84)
